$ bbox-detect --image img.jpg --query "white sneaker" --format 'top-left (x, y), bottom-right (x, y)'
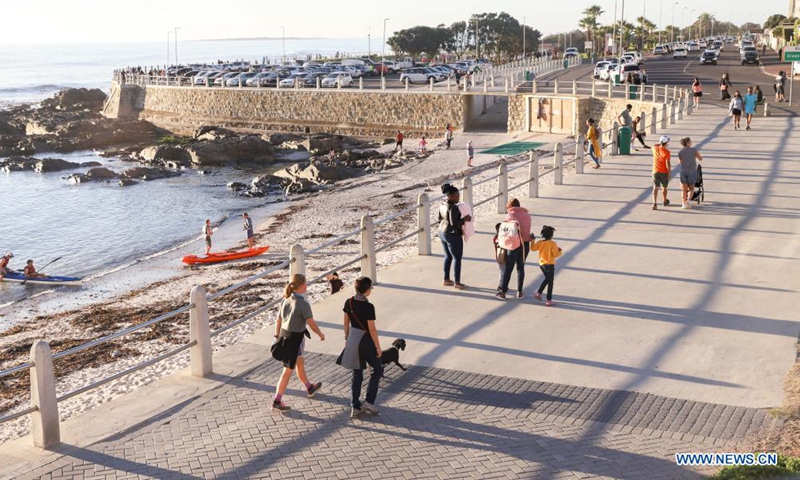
top-left (682, 202), bottom-right (688, 209)
top-left (362, 402), bottom-right (380, 415)
top-left (687, 202), bottom-right (692, 209)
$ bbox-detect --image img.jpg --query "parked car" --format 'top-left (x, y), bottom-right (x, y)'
top-left (741, 46), bottom-right (760, 65)
top-left (321, 72), bottom-right (353, 87)
top-left (395, 57), bottom-right (416, 69)
top-left (700, 50), bottom-right (718, 65)
top-left (714, 40), bottom-right (724, 51)
top-left (624, 51), bottom-right (644, 64)
top-left (196, 71), bottom-right (225, 85)
top-left (399, 67), bottom-right (440, 84)
top-left (226, 72), bottom-right (257, 87)
top-left (599, 62), bottom-right (619, 81)
top-left (594, 61), bottom-right (610, 78)
top-left (302, 72), bottom-right (327, 86)
top-left (246, 72), bottom-right (273, 87)
top-left (564, 47), bottom-right (579, 58)
top-left (673, 47), bottom-right (688, 59)
top-left (653, 45), bottom-right (666, 55)
top-left (279, 73), bottom-right (308, 87)
top-left (214, 72), bottom-right (240, 86)
top-left (686, 42), bottom-right (699, 52)
top-left (613, 63), bottom-right (642, 83)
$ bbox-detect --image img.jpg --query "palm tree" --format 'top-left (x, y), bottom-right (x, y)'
top-left (580, 5), bottom-right (604, 54)
top-left (697, 12), bottom-right (714, 37)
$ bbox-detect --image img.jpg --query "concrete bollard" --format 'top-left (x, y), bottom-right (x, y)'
top-left (651, 106), bottom-right (658, 134)
top-left (528, 152), bottom-right (539, 198)
top-left (669, 100), bottom-right (676, 125)
top-left (575, 134), bottom-right (585, 174)
top-left (607, 81), bottom-right (613, 98)
top-left (337, 78), bottom-right (341, 90)
top-left (290, 243), bottom-right (306, 278)
top-left (189, 285), bottom-right (212, 378)
top-left (554, 79), bottom-right (559, 94)
top-left (532, 80), bottom-right (537, 94)
top-left (381, 77), bottom-right (386, 91)
top-left (431, 77), bottom-right (435, 92)
top-left (317, 77), bottom-right (321, 89)
top-left (359, 77), bottom-right (363, 90)
top-left (483, 78), bottom-right (488, 93)
top-left (360, 215), bottom-right (377, 282)
top-left (661, 104), bottom-right (668, 129)
top-left (553, 143), bottom-right (563, 185)
top-left (663, 85), bottom-right (669, 103)
top-left (30, 341), bottom-right (60, 449)
top-left (652, 83), bottom-right (657, 102)
top-left (687, 96), bottom-right (693, 116)
top-left (461, 177), bottom-right (474, 212)
top-left (764, 102), bottom-right (771, 117)
top-left (591, 80), bottom-right (596, 97)
top-left (417, 193), bottom-right (431, 255)
top-left (497, 163), bottom-right (508, 214)
top-left (447, 78), bottom-right (452, 92)
top-left (572, 79), bottom-right (577, 95)
top-left (678, 98), bottom-right (684, 120)
top-left (611, 122), bottom-right (619, 156)
top-left (504, 78), bottom-right (509, 94)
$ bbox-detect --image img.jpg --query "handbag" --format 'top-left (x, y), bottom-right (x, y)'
top-left (336, 298), bottom-right (369, 370)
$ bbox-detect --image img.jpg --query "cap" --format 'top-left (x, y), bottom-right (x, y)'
top-left (4, 252), bottom-right (12, 258)
top-left (659, 135), bottom-right (670, 144)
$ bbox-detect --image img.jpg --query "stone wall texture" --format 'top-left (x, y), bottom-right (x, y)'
top-left (105, 83), bottom-right (466, 137)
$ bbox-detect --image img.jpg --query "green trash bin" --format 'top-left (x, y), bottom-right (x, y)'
top-left (524, 70), bottom-right (532, 81)
top-left (206, 77), bottom-right (212, 87)
top-left (627, 84), bottom-right (637, 100)
top-left (618, 126), bottom-right (632, 155)
top-left (563, 59), bottom-right (569, 69)
top-left (613, 73), bottom-right (621, 86)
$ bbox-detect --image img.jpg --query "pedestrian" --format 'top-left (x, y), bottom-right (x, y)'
top-left (651, 135), bottom-right (672, 210)
top-left (744, 86), bottom-right (758, 130)
top-left (492, 223), bottom-right (506, 290)
top-left (775, 71), bottom-right (786, 102)
top-left (438, 183), bottom-right (471, 290)
top-left (271, 274), bottom-right (325, 412)
top-left (617, 104), bottom-right (633, 129)
top-left (719, 74), bottom-right (731, 101)
top-left (729, 91), bottom-right (743, 130)
top-left (203, 219), bottom-right (213, 255)
top-left (496, 198), bottom-right (532, 300)
top-left (419, 136), bottom-right (428, 153)
top-left (532, 225), bottom-right (562, 307)
top-left (762, 44), bottom-right (767, 56)
top-left (586, 118), bottom-right (602, 169)
top-left (641, 68), bottom-right (648, 85)
top-left (691, 78), bottom-right (703, 109)
top-left (336, 276), bottom-right (383, 418)
top-left (0, 252), bottom-right (12, 281)
top-left (466, 140), bottom-right (474, 167)
top-left (243, 213), bottom-right (254, 249)
top-left (394, 130), bottom-right (404, 152)
top-left (678, 137), bottom-right (703, 210)
top-left (755, 85), bottom-right (764, 106)
top-left (631, 116), bottom-right (650, 149)
top-left (444, 124), bottom-right (453, 149)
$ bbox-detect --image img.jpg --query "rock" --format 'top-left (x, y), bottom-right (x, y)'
top-left (381, 137), bottom-right (395, 145)
top-left (66, 174), bottom-right (90, 184)
top-left (40, 88), bottom-right (107, 111)
top-left (194, 126), bottom-right (236, 141)
top-left (227, 182), bottom-right (247, 191)
top-left (86, 167), bottom-right (118, 180)
top-left (268, 132), bottom-right (304, 146)
top-left (118, 179), bottom-right (138, 187)
top-left (198, 170), bottom-right (210, 175)
top-left (34, 158), bottom-right (80, 173)
top-left (300, 134), bottom-right (343, 155)
top-left (139, 145), bottom-right (191, 164)
top-left (81, 161), bottom-right (103, 167)
top-left (121, 167), bottom-right (178, 181)
top-left (184, 135), bottom-right (274, 166)
top-left (0, 156), bottom-right (36, 172)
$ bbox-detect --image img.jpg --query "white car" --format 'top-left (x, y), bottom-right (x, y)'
top-left (279, 73), bottom-right (307, 88)
top-left (623, 52), bottom-right (643, 65)
top-left (399, 67), bottom-right (440, 84)
top-left (673, 48), bottom-right (688, 59)
top-left (594, 61), bottom-right (610, 78)
top-left (321, 72), bottom-right (353, 88)
top-left (653, 46), bottom-right (665, 55)
top-left (687, 42), bottom-right (699, 52)
top-left (226, 72), bottom-right (257, 87)
top-left (564, 47), bottom-right (579, 58)
top-left (714, 41), bottom-right (724, 51)
top-left (599, 63), bottom-right (619, 81)
top-left (214, 72), bottom-right (240, 86)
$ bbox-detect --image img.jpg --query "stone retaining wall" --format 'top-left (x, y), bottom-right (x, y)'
top-left (104, 83), bottom-right (466, 138)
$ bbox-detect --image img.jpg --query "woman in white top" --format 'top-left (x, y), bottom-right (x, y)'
top-left (728, 91), bottom-right (743, 131)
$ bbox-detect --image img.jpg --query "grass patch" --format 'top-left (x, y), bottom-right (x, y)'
top-left (157, 135), bottom-right (192, 146)
top-left (709, 454), bottom-right (800, 479)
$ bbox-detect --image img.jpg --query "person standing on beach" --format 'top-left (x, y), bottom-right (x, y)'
top-left (271, 274), bottom-right (325, 412)
top-left (394, 131), bottom-right (404, 152)
top-left (0, 252), bottom-right (12, 280)
top-left (651, 135), bottom-right (672, 210)
top-left (203, 219), bottom-right (213, 255)
top-left (532, 226), bottom-right (562, 307)
top-left (419, 136), bottom-right (428, 153)
top-left (466, 140), bottom-right (474, 167)
top-left (444, 124), bottom-right (453, 149)
top-left (438, 184), bottom-right (471, 290)
top-left (744, 87), bottom-right (758, 131)
top-left (678, 137), bottom-right (703, 209)
top-left (586, 118), bottom-right (602, 169)
top-left (243, 213), bottom-right (254, 249)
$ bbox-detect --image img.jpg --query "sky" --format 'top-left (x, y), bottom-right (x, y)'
top-left (0, 0), bottom-right (788, 45)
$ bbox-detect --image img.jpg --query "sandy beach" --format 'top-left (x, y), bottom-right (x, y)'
top-left (0, 130), bottom-right (573, 444)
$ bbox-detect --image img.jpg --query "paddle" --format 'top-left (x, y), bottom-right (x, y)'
top-left (21, 256), bottom-right (62, 285)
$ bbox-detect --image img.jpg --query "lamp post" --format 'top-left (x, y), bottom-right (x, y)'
top-left (475, 17), bottom-right (480, 59)
top-left (523, 16), bottom-right (526, 59)
top-left (612, 0), bottom-right (618, 55)
top-left (280, 26), bottom-right (286, 63)
top-left (381, 18), bottom-right (389, 84)
top-left (368, 26), bottom-right (371, 58)
top-left (619, 0), bottom-right (626, 55)
top-left (681, 7), bottom-right (686, 41)
top-left (174, 27), bottom-right (180, 65)
top-left (671, 2), bottom-right (678, 43)
top-left (167, 31), bottom-right (172, 67)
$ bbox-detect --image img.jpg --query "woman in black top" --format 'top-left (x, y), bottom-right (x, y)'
top-left (342, 277), bottom-right (383, 418)
top-left (438, 184), bottom-right (471, 289)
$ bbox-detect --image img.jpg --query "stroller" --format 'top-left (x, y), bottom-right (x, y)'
top-left (690, 164), bottom-right (705, 204)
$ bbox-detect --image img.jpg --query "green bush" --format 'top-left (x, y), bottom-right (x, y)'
top-left (157, 135), bottom-right (191, 145)
top-left (710, 454), bottom-right (800, 479)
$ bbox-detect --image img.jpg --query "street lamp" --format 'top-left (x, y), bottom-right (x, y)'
top-left (368, 27), bottom-right (371, 58)
top-left (619, 0), bottom-right (626, 55)
top-left (167, 31), bottom-right (172, 68)
top-left (523, 16), bottom-right (526, 59)
top-left (671, 2), bottom-right (678, 43)
top-left (280, 26), bottom-right (286, 63)
top-left (381, 18), bottom-right (389, 84)
top-left (174, 27), bottom-right (180, 65)
top-left (659, 0), bottom-right (664, 44)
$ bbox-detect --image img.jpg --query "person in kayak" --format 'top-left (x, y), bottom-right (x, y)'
top-left (243, 213), bottom-right (254, 249)
top-left (203, 219), bottom-right (213, 255)
top-left (0, 252), bottom-right (13, 280)
top-left (23, 259), bottom-right (47, 279)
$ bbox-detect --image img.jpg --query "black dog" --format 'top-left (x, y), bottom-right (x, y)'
top-left (381, 339), bottom-right (407, 374)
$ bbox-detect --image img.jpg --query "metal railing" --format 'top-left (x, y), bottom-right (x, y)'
top-left (0, 91), bottom-right (697, 448)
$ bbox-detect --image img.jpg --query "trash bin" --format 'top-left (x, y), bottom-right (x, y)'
top-left (618, 126), bottom-right (632, 155)
top-left (563, 59), bottom-right (569, 69)
top-left (524, 71), bottom-right (532, 81)
top-left (627, 84), bottom-right (637, 100)
top-left (206, 77), bottom-right (212, 87)
top-left (613, 73), bottom-right (621, 86)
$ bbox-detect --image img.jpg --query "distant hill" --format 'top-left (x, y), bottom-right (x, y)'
top-left (196, 36), bottom-right (323, 42)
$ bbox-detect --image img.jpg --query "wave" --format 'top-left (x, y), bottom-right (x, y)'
top-left (0, 84), bottom-right (73, 95)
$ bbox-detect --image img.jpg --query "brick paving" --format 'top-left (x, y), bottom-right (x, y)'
top-left (16, 353), bottom-right (769, 479)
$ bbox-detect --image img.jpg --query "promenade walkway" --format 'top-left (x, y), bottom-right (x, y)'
top-left (2, 105), bottom-right (799, 479)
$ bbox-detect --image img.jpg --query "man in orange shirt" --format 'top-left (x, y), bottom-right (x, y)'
top-left (651, 135), bottom-right (672, 210)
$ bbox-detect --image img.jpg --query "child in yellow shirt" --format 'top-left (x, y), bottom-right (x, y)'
top-left (531, 225), bottom-right (562, 306)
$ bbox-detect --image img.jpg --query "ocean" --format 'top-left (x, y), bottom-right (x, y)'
top-left (0, 38), bottom-right (367, 308)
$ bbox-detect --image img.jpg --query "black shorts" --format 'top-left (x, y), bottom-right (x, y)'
top-left (693, 91), bottom-right (702, 97)
top-left (732, 108), bottom-right (742, 116)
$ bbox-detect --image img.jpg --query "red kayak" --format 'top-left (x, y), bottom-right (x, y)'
top-left (182, 246), bottom-right (270, 265)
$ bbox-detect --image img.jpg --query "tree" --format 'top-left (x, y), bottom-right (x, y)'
top-left (445, 21), bottom-right (472, 60)
top-left (764, 14), bottom-right (788, 29)
top-left (387, 25), bottom-right (449, 59)
top-left (579, 5), bottom-right (604, 54)
top-left (740, 22), bottom-right (761, 33)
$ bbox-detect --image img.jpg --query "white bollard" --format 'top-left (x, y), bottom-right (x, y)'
top-left (431, 77), bottom-right (435, 92)
top-left (678, 98), bottom-right (684, 120)
top-left (497, 163), bottom-right (508, 214)
top-left (359, 77), bottom-right (363, 90)
top-left (607, 81), bottom-right (613, 98)
top-left (504, 78), bottom-right (509, 93)
top-left (575, 135), bottom-right (585, 174)
top-left (189, 285), bottom-right (212, 378)
top-left (554, 143), bottom-right (563, 185)
top-left (554, 79), bottom-right (559, 94)
top-left (381, 77), bottom-right (386, 91)
top-left (360, 215), bottom-right (377, 282)
top-left (611, 122), bottom-right (619, 156)
top-left (591, 80), bottom-right (596, 97)
top-left (532, 80), bottom-right (538, 94)
top-left (651, 106), bottom-right (658, 134)
top-left (528, 152), bottom-right (539, 198)
top-left (572, 79), bottom-right (577, 95)
top-left (30, 341), bottom-right (60, 449)
top-left (317, 77), bottom-right (321, 89)
top-left (765, 102), bottom-right (771, 117)
top-left (661, 104), bottom-right (668, 129)
top-left (417, 194), bottom-right (431, 255)
top-left (663, 85), bottom-right (669, 103)
top-left (652, 83), bottom-right (657, 102)
top-left (461, 177), bottom-right (474, 212)
top-left (669, 100), bottom-right (676, 125)
top-left (290, 244), bottom-right (306, 278)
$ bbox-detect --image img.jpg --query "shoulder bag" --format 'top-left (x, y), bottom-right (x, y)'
top-left (336, 298), bottom-right (369, 370)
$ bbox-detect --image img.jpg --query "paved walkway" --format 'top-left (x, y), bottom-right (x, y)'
top-left (2, 104), bottom-right (799, 479)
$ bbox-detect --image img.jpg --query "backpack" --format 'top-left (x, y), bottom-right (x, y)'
top-left (497, 220), bottom-right (522, 251)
